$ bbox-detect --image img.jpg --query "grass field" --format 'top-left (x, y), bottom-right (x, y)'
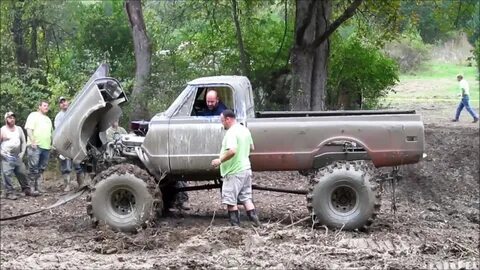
top-left (385, 60), bottom-right (479, 106)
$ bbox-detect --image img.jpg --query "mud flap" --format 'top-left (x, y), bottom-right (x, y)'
top-left (0, 185), bottom-right (91, 221)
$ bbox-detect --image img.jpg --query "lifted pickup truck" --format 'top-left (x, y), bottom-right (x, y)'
top-left (54, 64), bottom-right (425, 232)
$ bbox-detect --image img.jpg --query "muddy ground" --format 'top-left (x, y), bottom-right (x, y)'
top-left (1, 102), bottom-right (479, 269)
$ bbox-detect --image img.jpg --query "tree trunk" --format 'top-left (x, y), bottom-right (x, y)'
top-left (125, 0), bottom-right (151, 121)
top-left (231, 0), bottom-right (250, 77)
top-left (290, 0), bottom-right (362, 111)
top-left (30, 20), bottom-right (38, 68)
top-left (12, 0), bottom-right (29, 74)
top-left (290, 0), bottom-right (329, 111)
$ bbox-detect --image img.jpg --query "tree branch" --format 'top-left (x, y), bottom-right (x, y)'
top-left (270, 0), bottom-right (289, 71)
top-left (310, 0), bottom-right (363, 49)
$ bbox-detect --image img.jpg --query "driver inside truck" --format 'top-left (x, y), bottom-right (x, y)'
top-left (200, 89), bottom-right (228, 116)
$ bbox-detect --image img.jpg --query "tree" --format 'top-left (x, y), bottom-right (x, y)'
top-left (125, 0), bottom-right (152, 121)
top-left (290, 0), bottom-right (363, 111)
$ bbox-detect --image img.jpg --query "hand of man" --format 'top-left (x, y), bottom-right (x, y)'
top-left (211, 158), bottom-right (221, 168)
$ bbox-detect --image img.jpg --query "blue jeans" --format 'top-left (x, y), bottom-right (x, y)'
top-left (2, 156), bottom-right (31, 194)
top-left (455, 95), bottom-right (479, 120)
top-left (59, 158), bottom-right (83, 175)
top-left (27, 146), bottom-right (50, 190)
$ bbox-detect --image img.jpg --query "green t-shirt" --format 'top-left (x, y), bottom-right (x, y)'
top-left (219, 123), bottom-right (253, 177)
top-left (25, 111), bottom-right (53, 149)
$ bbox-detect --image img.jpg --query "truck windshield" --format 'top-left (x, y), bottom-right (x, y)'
top-left (163, 85), bottom-right (195, 117)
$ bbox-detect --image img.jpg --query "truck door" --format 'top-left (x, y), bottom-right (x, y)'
top-left (168, 86), bottom-right (228, 174)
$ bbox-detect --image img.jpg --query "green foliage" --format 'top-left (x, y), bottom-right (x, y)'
top-left (472, 39), bottom-right (480, 79)
top-left (327, 34), bottom-right (399, 109)
top-left (400, 0), bottom-right (479, 45)
top-left (384, 27), bottom-right (431, 73)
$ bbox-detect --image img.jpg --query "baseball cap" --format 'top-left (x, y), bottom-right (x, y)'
top-left (4, 111), bottom-right (15, 119)
top-left (58, 96), bottom-right (67, 103)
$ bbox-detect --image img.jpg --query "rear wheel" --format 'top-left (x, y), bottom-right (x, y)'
top-left (86, 164), bottom-right (163, 232)
top-left (307, 161), bottom-right (380, 230)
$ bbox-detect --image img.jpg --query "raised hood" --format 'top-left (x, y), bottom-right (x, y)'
top-left (53, 64), bottom-right (127, 163)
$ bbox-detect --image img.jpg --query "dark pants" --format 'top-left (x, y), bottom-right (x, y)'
top-left (2, 157), bottom-right (31, 194)
top-left (175, 181), bottom-right (189, 205)
top-left (60, 158), bottom-right (83, 175)
top-left (27, 146), bottom-right (50, 190)
top-left (455, 95), bottom-right (479, 120)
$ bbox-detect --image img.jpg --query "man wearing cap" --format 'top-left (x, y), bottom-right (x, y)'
top-left (54, 97), bottom-right (84, 192)
top-left (25, 100), bottom-right (53, 193)
top-left (1, 112), bottom-right (40, 199)
top-left (452, 74), bottom-right (479, 123)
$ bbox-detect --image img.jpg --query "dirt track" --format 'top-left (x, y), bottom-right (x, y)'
top-left (1, 115), bottom-right (479, 269)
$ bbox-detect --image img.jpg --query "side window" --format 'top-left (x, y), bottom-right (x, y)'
top-left (191, 86), bottom-right (235, 116)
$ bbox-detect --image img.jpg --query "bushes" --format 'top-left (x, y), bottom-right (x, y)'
top-left (327, 36), bottom-right (399, 110)
top-left (384, 30), bottom-right (431, 73)
top-left (473, 39), bottom-right (480, 79)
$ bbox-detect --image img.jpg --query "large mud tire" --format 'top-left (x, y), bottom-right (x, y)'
top-left (86, 164), bottom-right (163, 232)
top-left (307, 161), bottom-right (380, 230)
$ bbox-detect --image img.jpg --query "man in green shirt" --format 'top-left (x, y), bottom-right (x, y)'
top-left (211, 110), bottom-right (261, 226)
top-left (25, 100), bottom-right (53, 193)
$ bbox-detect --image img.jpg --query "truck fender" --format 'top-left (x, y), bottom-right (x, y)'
top-left (313, 136), bottom-right (372, 169)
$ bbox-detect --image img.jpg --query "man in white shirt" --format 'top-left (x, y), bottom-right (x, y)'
top-left (452, 74), bottom-right (478, 123)
top-left (54, 97), bottom-right (84, 192)
top-left (1, 112), bottom-right (39, 199)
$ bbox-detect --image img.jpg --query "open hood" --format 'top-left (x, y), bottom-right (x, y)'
top-left (53, 64), bottom-right (127, 163)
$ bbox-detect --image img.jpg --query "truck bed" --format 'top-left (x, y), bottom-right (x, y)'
top-left (255, 110), bottom-right (416, 118)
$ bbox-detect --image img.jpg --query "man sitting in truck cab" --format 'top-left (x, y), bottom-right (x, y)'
top-left (201, 89), bottom-right (228, 116)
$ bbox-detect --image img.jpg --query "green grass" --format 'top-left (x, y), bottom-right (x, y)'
top-left (401, 60), bottom-right (478, 81)
top-left (387, 60), bottom-right (479, 105)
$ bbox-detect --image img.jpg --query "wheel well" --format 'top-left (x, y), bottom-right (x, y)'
top-left (313, 137), bottom-right (372, 169)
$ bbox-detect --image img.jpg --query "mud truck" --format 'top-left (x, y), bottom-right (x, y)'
top-left (53, 64), bottom-right (425, 232)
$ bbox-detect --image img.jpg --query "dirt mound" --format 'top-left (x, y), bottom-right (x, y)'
top-left (1, 124), bottom-right (479, 269)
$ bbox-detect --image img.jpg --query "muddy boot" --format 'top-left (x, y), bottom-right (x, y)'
top-left (6, 193), bottom-right (18, 200)
top-left (24, 188), bottom-right (40, 197)
top-left (63, 174), bottom-right (71, 192)
top-left (228, 210), bottom-right (241, 227)
top-left (33, 175), bottom-right (45, 194)
top-left (76, 173), bottom-right (85, 189)
top-left (247, 209), bottom-right (262, 227)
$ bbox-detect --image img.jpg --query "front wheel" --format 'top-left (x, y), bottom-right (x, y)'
top-left (87, 164), bottom-right (163, 232)
top-left (307, 161), bottom-right (380, 230)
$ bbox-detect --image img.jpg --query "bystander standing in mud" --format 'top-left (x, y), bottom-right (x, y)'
top-left (211, 109), bottom-right (261, 227)
top-left (1, 111), bottom-right (40, 199)
top-left (25, 100), bottom-right (53, 193)
top-left (54, 96), bottom-right (85, 192)
top-left (452, 74), bottom-right (479, 123)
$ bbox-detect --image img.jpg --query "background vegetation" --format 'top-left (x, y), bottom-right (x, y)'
top-left (0, 0), bottom-right (478, 126)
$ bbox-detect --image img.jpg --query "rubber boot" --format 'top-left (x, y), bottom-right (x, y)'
top-left (228, 210), bottom-right (241, 227)
top-left (63, 174), bottom-right (71, 192)
top-left (247, 209), bottom-right (262, 227)
top-left (76, 173), bottom-right (85, 188)
top-left (34, 174), bottom-right (45, 193)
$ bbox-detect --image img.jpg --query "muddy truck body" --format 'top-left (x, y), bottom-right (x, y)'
top-left (53, 64), bottom-right (425, 232)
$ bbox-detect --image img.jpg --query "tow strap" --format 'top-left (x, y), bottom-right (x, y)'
top-left (0, 185), bottom-right (90, 221)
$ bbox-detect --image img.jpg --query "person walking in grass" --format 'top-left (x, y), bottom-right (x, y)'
top-left (452, 74), bottom-right (479, 123)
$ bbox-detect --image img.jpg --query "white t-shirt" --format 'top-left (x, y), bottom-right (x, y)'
top-left (0, 125), bottom-right (23, 158)
top-left (459, 78), bottom-right (470, 96)
top-left (54, 110), bottom-right (66, 129)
